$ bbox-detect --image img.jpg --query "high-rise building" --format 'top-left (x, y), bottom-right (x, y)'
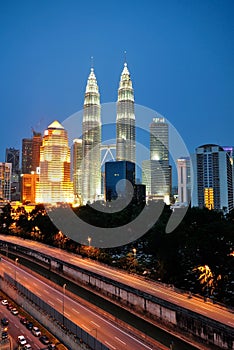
top-left (0, 162), bottom-right (12, 201)
top-left (22, 131), bottom-right (42, 174)
top-left (72, 138), bottom-right (82, 204)
top-left (105, 160), bottom-right (135, 201)
top-left (177, 157), bottom-right (191, 205)
top-left (36, 120), bottom-right (73, 204)
top-left (116, 62), bottom-right (136, 165)
top-left (142, 117), bottom-right (171, 204)
top-left (32, 131), bottom-right (42, 172)
top-left (5, 147), bottom-right (20, 200)
top-left (22, 138), bottom-right (33, 174)
top-left (191, 144), bottom-right (233, 212)
top-left (82, 68), bottom-right (101, 204)
top-left (5, 148), bottom-right (20, 175)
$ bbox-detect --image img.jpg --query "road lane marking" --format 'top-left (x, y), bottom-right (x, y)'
top-left (115, 336), bottom-right (126, 345)
top-left (72, 308), bottom-right (79, 314)
top-left (48, 301), bottom-right (54, 306)
top-left (44, 290), bottom-right (49, 294)
top-left (81, 324), bottom-right (90, 332)
top-left (105, 341), bottom-right (116, 349)
top-left (91, 320), bottom-right (100, 328)
top-left (33, 282), bottom-right (37, 286)
top-left (56, 298), bottom-right (62, 302)
top-left (64, 312), bottom-right (71, 317)
top-left (37, 292), bottom-right (42, 297)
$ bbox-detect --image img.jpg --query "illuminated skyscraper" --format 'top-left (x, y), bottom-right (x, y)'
top-left (116, 62), bottom-right (136, 165)
top-left (82, 68), bottom-right (101, 204)
top-left (142, 117), bottom-right (171, 203)
top-left (191, 144), bottom-right (233, 212)
top-left (36, 120), bottom-right (73, 204)
top-left (72, 138), bottom-right (82, 204)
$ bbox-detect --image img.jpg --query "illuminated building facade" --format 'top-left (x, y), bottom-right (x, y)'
top-left (82, 68), bottom-right (101, 204)
top-left (36, 120), bottom-right (73, 204)
top-left (0, 162), bottom-right (12, 201)
top-left (72, 138), bottom-right (82, 204)
top-left (21, 173), bottom-right (39, 204)
top-left (191, 144), bottom-right (233, 212)
top-left (142, 117), bottom-right (171, 204)
top-left (116, 62), bottom-right (136, 165)
top-left (177, 157), bottom-right (191, 205)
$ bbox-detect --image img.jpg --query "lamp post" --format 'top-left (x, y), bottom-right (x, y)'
top-left (132, 248), bottom-right (136, 258)
top-left (15, 258), bottom-right (19, 288)
top-left (88, 237), bottom-right (91, 257)
top-left (62, 283), bottom-right (66, 327)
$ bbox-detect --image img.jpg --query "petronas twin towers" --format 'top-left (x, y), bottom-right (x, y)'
top-left (81, 62), bottom-right (135, 204)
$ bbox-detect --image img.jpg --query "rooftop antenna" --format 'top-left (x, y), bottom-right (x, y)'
top-left (91, 56), bottom-right (94, 71)
top-left (124, 50), bottom-right (127, 66)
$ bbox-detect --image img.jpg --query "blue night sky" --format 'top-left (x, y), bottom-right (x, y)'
top-left (0, 0), bottom-right (234, 171)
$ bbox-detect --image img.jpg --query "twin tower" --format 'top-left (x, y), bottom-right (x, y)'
top-left (81, 62), bottom-right (136, 204)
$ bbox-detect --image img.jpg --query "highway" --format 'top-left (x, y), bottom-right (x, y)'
top-left (0, 257), bottom-right (166, 350)
top-left (1, 235), bottom-right (233, 330)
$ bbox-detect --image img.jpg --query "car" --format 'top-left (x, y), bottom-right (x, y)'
top-left (26, 321), bottom-right (33, 330)
top-left (18, 335), bottom-right (27, 345)
top-left (39, 335), bottom-right (50, 345)
top-left (20, 317), bottom-right (28, 325)
top-left (23, 344), bottom-right (32, 350)
top-left (1, 317), bottom-right (9, 326)
top-left (1, 299), bottom-right (8, 306)
top-left (32, 326), bottom-right (41, 337)
top-left (1, 331), bottom-right (8, 340)
top-left (7, 303), bottom-right (14, 310)
top-left (11, 307), bottom-right (19, 315)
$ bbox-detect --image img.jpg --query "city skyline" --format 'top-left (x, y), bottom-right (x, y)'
top-left (0, 0), bottom-right (233, 162)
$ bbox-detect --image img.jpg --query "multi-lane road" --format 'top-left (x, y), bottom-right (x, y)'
top-left (1, 235), bottom-right (233, 330)
top-left (1, 257), bottom-right (167, 350)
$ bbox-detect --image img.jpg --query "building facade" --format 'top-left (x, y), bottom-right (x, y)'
top-left (72, 138), bottom-right (82, 204)
top-left (191, 144), bottom-right (233, 212)
top-left (142, 117), bottom-right (171, 204)
top-left (22, 131), bottom-right (42, 174)
top-left (82, 68), bottom-right (101, 204)
top-left (36, 120), bottom-right (73, 204)
top-left (0, 162), bottom-right (12, 201)
top-left (177, 157), bottom-right (191, 205)
top-left (116, 62), bottom-right (136, 165)
top-left (105, 161), bottom-right (135, 201)
top-left (21, 173), bottom-right (39, 204)
top-left (5, 147), bottom-right (20, 200)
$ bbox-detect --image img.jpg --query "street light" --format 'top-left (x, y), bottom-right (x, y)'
top-left (88, 237), bottom-right (92, 258)
top-left (132, 248), bottom-right (137, 258)
top-left (62, 283), bottom-right (67, 327)
top-left (15, 258), bottom-right (19, 288)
